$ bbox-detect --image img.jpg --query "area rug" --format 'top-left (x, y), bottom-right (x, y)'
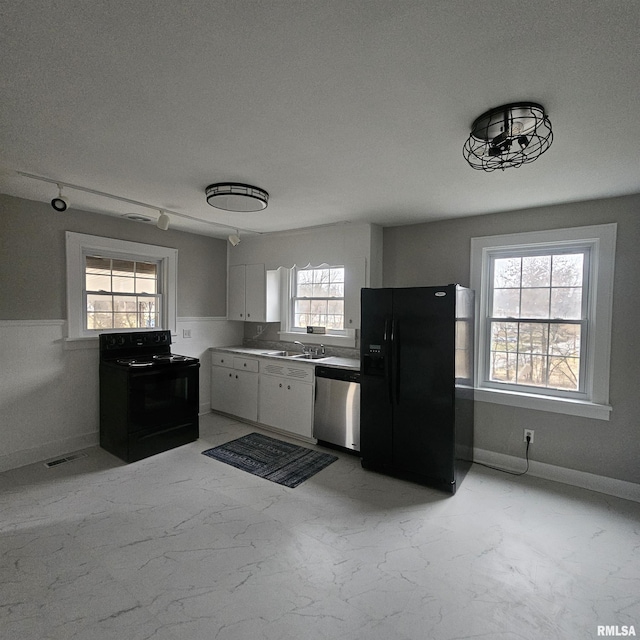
top-left (202, 432), bottom-right (338, 488)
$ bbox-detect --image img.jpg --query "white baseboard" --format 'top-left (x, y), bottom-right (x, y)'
top-left (0, 432), bottom-right (100, 473)
top-left (474, 448), bottom-right (640, 503)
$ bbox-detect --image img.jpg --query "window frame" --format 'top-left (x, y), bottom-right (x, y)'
top-left (278, 264), bottom-right (357, 347)
top-left (484, 245), bottom-right (590, 399)
top-left (84, 255), bottom-right (162, 332)
top-left (290, 264), bottom-right (346, 334)
top-left (66, 232), bottom-right (177, 340)
top-left (470, 224), bottom-right (616, 421)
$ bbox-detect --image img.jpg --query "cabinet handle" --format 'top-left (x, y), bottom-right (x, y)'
top-left (228, 373), bottom-right (232, 377)
top-left (243, 363), bottom-right (247, 367)
top-left (287, 385), bottom-right (291, 390)
top-left (279, 383), bottom-right (282, 388)
top-left (235, 375), bottom-right (238, 379)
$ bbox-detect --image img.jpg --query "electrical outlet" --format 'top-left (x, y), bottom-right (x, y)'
top-left (523, 429), bottom-right (534, 443)
top-left (182, 329), bottom-right (192, 339)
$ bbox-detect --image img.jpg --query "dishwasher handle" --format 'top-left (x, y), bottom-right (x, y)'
top-left (315, 366), bottom-right (360, 383)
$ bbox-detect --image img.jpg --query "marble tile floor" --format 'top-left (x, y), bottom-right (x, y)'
top-left (1, 412), bottom-right (639, 640)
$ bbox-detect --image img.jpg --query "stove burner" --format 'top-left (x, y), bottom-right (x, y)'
top-left (116, 358), bottom-right (155, 367)
top-left (153, 355), bottom-right (190, 363)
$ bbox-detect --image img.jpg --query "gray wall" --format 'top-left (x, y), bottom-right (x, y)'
top-left (383, 193), bottom-right (640, 485)
top-left (0, 194), bottom-right (227, 319)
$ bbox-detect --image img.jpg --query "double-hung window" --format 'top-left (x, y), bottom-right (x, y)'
top-left (471, 224), bottom-right (616, 420)
top-left (292, 266), bottom-right (345, 332)
top-left (487, 249), bottom-right (587, 395)
top-left (85, 256), bottom-right (160, 330)
top-left (66, 232), bottom-right (177, 339)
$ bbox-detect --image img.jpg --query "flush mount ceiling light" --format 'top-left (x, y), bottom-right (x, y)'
top-left (463, 102), bottom-right (553, 171)
top-left (205, 183), bottom-right (269, 212)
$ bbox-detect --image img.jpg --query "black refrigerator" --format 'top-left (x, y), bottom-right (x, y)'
top-left (360, 284), bottom-right (474, 494)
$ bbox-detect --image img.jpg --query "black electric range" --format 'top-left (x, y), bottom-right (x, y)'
top-left (99, 330), bottom-right (200, 462)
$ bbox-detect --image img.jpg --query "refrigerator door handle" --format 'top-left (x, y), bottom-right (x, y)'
top-left (390, 317), bottom-right (400, 405)
top-left (384, 317), bottom-right (393, 404)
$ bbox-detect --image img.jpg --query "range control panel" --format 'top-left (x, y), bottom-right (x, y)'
top-left (100, 330), bottom-right (171, 351)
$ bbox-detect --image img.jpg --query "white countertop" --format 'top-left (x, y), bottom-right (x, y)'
top-left (209, 346), bottom-right (359, 371)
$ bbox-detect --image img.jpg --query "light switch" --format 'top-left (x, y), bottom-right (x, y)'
top-left (182, 329), bottom-right (192, 339)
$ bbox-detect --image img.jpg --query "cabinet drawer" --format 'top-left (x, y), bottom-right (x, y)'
top-left (211, 352), bottom-right (233, 368)
top-left (234, 356), bottom-right (259, 373)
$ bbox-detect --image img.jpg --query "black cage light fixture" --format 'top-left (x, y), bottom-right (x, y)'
top-left (463, 102), bottom-right (553, 171)
top-left (205, 182), bottom-right (269, 212)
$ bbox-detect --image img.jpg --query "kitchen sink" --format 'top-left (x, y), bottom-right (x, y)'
top-left (261, 350), bottom-right (330, 361)
top-left (261, 350), bottom-right (299, 357)
top-left (289, 353), bottom-right (330, 360)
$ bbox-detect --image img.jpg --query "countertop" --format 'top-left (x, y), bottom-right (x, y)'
top-left (209, 346), bottom-right (360, 371)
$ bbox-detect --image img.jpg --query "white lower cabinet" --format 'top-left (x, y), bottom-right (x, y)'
top-left (210, 355), bottom-right (258, 422)
top-left (210, 351), bottom-right (315, 441)
top-left (258, 373), bottom-right (314, 439)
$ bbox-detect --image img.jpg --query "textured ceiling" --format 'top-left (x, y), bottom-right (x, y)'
top-left (1, 0), bottom-right (639, 238)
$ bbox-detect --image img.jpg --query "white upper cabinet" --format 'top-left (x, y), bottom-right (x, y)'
top-left (228, 264), bottom-right (246, 320)
top-left (228, 264), bottom-right (280, 322)
top-left (343, 256), bottom-right (366, 329)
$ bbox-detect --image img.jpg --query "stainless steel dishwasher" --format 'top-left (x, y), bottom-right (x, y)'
top-left (313, 366), bottom-right (361, 453)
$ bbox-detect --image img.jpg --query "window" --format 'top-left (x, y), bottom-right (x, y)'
top-left (66, 232), bottom-right (177, 340)
top-left (471, 224), bottom-right (616, 420)
top-left (85, 256), bottom-right (160, 330)
top-left (292, 266), bottom-right (345, 331)
top-left (488, 249), bottom-right (586, 395)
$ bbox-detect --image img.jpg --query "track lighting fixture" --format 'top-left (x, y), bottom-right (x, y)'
top-left (463, 102), bottom-right (553, 171)
top-left (15, 170), bottom-right (260, 235)
top-left (228, 231), bottom-right (241, 246)
top-left (51, 184), bottom-right (69, 211)
top-left (156, 210), bottom-right (170, 231)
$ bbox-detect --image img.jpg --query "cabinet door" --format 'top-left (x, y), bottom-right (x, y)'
top-left (344, 256), bottom-right (366, 330)
top-left (230, 370), bottom-right (258, 422)
top-left (258, 375), bottom-right (314, 439)
top-left (244, 263), bottom-right (265, 322)
top-left (258, 374), bottom-right (284, 429)
top-left (280, 379), bottom-right (314, 439)
top-left (228, 265), bottom-right (246, 320)
top-left (211, 365), bottom-right (236, 414)
top-left (211, 366), bottom-right (258, 422)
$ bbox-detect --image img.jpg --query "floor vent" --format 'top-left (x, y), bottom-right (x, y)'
top-left (44, 452), bottom-right (88, 468)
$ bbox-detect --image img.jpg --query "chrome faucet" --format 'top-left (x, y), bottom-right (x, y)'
top-left (293, 341), bottom-right (326, 357)
top-left (294, 340), bottom-right (310, 354)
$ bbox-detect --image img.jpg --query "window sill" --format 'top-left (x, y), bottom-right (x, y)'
top-left (278, 330), bottom-right (356, 348)
top-left (63, 336), bottom-right (99, 350)
top-left (475, 387), bottom-right (612, 421)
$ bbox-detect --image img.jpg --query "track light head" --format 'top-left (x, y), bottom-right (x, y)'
top-left (228, 233), bottom-right (241, 247)
top-left (157, 211), bottom-right (170, 231)
top-left (51, 184), bottom-right (68, 211)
